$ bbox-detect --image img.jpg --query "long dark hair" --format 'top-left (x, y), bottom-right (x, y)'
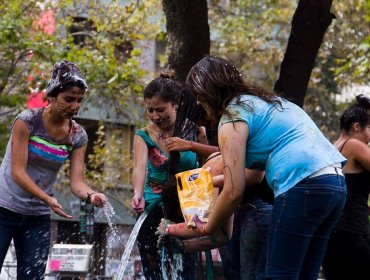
top-left (145, 71), bottom-right (198, 222)
top-left (185, 56), bottom-right (280, 121)
top-left (340, 94), bottom-right (370, 131)
top-left (162, 87), bottom-right (207, 222)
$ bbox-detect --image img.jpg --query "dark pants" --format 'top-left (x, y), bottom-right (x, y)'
top-left (0, 207), bottom-right (51, 280)
top-left (219, 198), bottom-right (272, 280)
top-left (322, 228), bottom-right (370, 279)
top-left (136, 205), bottom-right (198, 280)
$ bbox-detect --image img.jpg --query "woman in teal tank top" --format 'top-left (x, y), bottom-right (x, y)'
top-left (135, 128), bottom-right (197, 207)
top-left (131, 72), bottom-right (217, 280)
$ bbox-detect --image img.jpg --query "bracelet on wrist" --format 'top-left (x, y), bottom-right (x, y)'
top-left (199, 224), bottom-right (208, 236)
top-left (165, 224), bottom-right (172, 235)
top-left (190, 141), bottom-right (194, 151)
top-left (87, 192), bottom-right (96, 203)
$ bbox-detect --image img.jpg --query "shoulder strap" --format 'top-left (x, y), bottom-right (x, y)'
top-left (339, 138), bottom-right (351, 153)
top-left (136, 129), bottom-right (156, 148)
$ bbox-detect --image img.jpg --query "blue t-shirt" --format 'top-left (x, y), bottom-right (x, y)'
top-left (219, 95), bottom-right (346, 197)
top-left (136, 129), bottom-right (198, 204)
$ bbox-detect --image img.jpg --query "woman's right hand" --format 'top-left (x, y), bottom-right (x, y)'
top-left (131, 193), bottom-right (145, 213)
top-left (166, 137), bottom-right (191, 152)
top-left (47, 197), bottom-right (73, 219)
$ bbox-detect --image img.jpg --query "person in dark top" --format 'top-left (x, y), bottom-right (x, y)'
top-left (323, 94), bottom-right (370, 279)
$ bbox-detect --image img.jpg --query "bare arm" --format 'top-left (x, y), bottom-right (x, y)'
top-left (11, 120), bottom-right (54, 203)
top-left (156, 121), bottom-right (248, 237)
top-left (195, 126), bottom-right (220, 157)
top-left (69, 145), bottom-right (107, 207)
top-left (351, 140), bottom-right (370, 171)
top-left (166, 126), bottom-right (218, 158)
top-left (11, 119), bottom-right (72, 218)
top-left (340, 138), bottom-right (370, 173)
top-left (213, 169), bottom-right (264, 189)
top-left (191, 141), bottom-right (220, 158)
top-left (167, 125), bottom-right (219, 158)
top-left (167, 136), bottom-right (219, 158)
top-left (204, 121), bottom-right (248, 234)
top-left (131, 134), bottom-right (148, 213)
top-left (156, 215), bottom-right (233, 240)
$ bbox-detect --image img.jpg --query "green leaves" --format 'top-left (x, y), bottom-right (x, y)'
top-left (0, 0), bottom-right (162, 159)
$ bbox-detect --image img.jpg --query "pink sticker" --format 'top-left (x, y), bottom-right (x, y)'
top-left (50, 259), bottom-right (61, 271)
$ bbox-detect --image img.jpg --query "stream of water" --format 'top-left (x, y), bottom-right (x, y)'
top-left (114, 211), bottom-right (149, 280)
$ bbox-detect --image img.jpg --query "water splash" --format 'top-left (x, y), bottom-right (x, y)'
top-left (103, 202), bottom-right (121, 249)
top-left (161, 249), bottom-right (183, 280)
top-left (115, 211), bottom-right (148, 280)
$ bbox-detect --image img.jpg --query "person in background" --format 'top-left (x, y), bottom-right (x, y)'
top-left (0, 60), bottom-right (107, 280)
top-left (160, 56), bottom-right (347, 280)
top-left (131, 73), bottom-right (218, 280)
top-left (322, 94), bottom-right (370, 279)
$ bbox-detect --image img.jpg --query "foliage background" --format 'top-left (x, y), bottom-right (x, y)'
top-left (0, 0), bottom-right (369, 192)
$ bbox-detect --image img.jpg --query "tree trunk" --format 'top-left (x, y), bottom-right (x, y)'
top-left (162, 0), bottom-right (210, 83)
top-left (161, 1), bottom-right (210, 221)
top-left (274, 0), bottom-right (335, 107)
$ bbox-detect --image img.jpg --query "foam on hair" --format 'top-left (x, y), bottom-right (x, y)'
top-left (46, 60), bottom-right (87, 97)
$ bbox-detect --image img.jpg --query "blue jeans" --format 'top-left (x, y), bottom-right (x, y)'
top-left (0, 207), bottom-right (51, 280)
top-left (219, 197), bottom-right (273, 280)
top-left (262, 174), bottom-right (346, 280)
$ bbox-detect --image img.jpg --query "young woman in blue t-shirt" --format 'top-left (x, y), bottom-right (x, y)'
top-left (158, 56), bottom-right (347, 280)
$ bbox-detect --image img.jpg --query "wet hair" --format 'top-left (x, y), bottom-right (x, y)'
top-left (143, 70), bottom-right (181, 105)
top-left (340, 94), bottom-right (370, 131)
top-left (46, 60), bottom-right (87, 97)
top-left (145, 71), bottom-right (185, 222)
top-left (185, 55), bottom-right (280, 121)
top-left (162, 87), bottom-right (213, 222)
top-left (173, 88), bottom-right (206, 139)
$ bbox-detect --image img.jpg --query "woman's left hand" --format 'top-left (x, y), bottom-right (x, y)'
top-left (90, 193), bottom-right (107, 207)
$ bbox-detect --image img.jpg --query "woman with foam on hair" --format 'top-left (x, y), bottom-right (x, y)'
top-left (323, 94), bottom-right (370, 279)
top-left (0, 60), bottom-right (107, 279)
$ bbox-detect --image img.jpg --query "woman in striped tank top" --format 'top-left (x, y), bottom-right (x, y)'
top-left (0, 60), bottom-right (107, 279)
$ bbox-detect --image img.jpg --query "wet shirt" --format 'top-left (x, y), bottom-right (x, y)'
top-left (0, 108), bottom-right (88, 215)
top-left (219, 94), bottom-right (346, 197)
top-left (136, 129), bottom-right (198, 204)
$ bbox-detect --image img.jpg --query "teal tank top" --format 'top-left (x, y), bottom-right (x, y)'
top-left (136, 129), bottom-right (198, 204)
